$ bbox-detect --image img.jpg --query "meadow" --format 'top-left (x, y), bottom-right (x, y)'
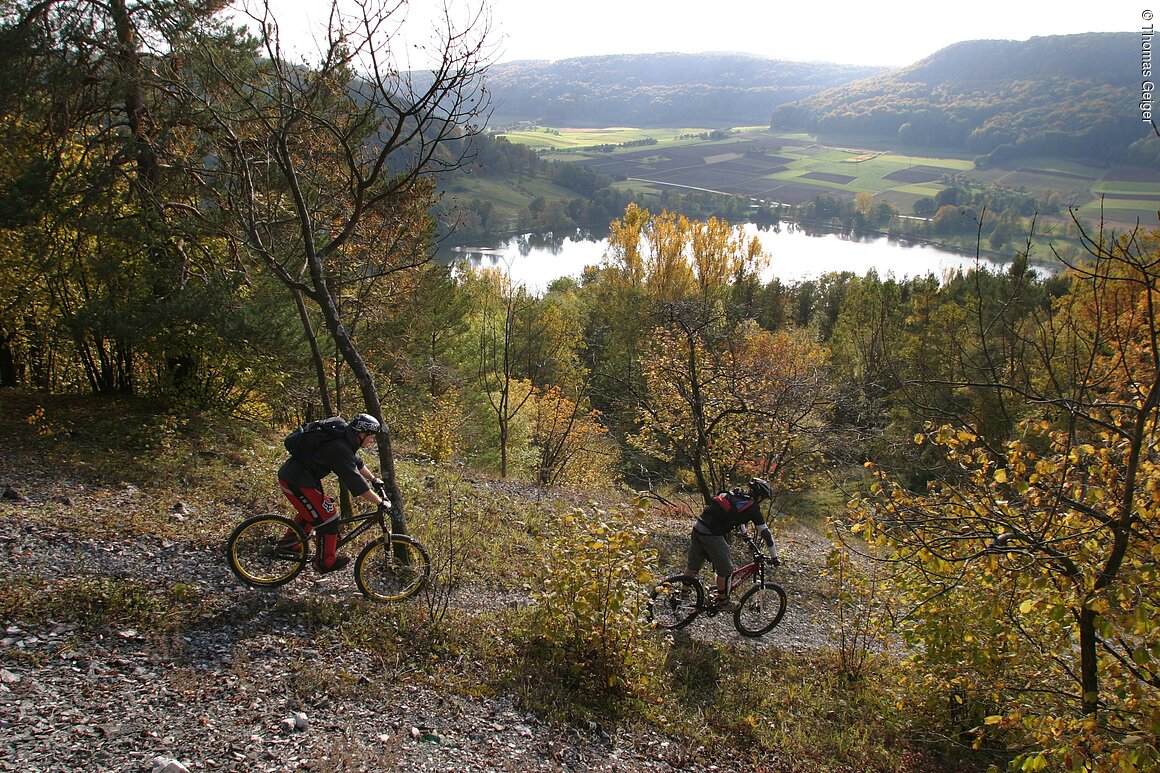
top-left (497, 126), bottom-right (1160, 229)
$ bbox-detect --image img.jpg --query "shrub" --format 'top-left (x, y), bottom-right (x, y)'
top-left (516, 502), bottom-right (659, 712)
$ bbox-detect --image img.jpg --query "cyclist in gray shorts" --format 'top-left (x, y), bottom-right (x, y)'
top-left (684, 478), bottom-right (777, 610)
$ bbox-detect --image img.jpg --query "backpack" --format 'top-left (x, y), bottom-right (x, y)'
top-left (283, 416), bottom-right (349, 460)
top-left (708, 489), bottom-right (757, 517)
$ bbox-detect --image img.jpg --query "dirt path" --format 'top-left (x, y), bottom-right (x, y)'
top-left (0, 487), bottom-right (840, 772)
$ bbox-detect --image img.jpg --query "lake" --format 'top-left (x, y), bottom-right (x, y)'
top-left (444, 223), bottom-right (1025, 293)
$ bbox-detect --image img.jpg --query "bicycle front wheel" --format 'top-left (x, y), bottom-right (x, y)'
top-left (733, 581), bottom-right (787, 637)
top-left (227, 514), bottom-right (308, 588)
top-left (649, 575), bottom-right (702, 630)
top-left (354, 535), bottom-right (431, 602)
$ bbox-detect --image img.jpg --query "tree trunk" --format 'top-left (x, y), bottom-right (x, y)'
top-left (0, 335), bottom-right (16, 388)
top-left (294, 289), bottom-right (332, 417)
top-left (499, 385), bottom-right (509, 478)
top-left (1077, 606), bottom-right (1100, 716)
top-left (326, 313), bottom-right (409, 535)
top-left (310, 266), bottom-right (410, 536)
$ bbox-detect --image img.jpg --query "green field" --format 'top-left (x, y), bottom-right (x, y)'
top-left (496, 127), bottom-right (1160, 230)
top-left (496, 126), bottom-right (735, 161)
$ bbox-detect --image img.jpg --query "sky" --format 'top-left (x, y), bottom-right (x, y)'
top-left (244, 0), bottom-right (1140, 68)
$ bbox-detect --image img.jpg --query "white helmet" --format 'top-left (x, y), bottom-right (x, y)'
top-left (350, 413), bottom-right (382, 434)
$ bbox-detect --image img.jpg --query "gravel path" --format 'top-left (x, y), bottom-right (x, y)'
top-left (0, 484), bottom-right (841, 773)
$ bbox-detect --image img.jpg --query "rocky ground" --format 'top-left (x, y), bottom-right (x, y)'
top-left (0, 478), bottom-right (841, 773)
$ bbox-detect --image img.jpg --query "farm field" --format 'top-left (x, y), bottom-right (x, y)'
top-left (497, 127), bottom-right (1160, 229)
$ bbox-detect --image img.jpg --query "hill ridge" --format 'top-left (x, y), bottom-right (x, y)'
top-left (769, 31), bottom-right (1148, 165)
top-left (485, 51), bottom-right (889, 127)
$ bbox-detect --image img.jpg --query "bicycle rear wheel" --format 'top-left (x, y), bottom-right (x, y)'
top-left (354, 534), bottom-right (431, 602)
top-left (227, 514), bottom-right (308, 588)
top-left (733, 581), bottom-right (787, 637)
top-left (649, 575), bottom-right (702, 630)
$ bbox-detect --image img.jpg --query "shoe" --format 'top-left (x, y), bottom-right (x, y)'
top-left (711, 594), bottom-right (739, 612)
top-left (316, 555), bottom-right (350, 574)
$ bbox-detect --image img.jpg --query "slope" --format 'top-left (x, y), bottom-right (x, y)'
top-left (486, 52), bottom-right (889, 127)
top-left (769, 32), bottom-right (1151, 165)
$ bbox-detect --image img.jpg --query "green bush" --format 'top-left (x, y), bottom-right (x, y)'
top-left (516, 502), bottom-right (660, 713)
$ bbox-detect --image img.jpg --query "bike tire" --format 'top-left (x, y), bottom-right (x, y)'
top-left (227, 514), bottom-right (308, 588)
top-left (649, 575), bottom-right (703, 630)
top-left (733, 581), bottom-right (787, 637)
top-left (353, 534), bottom-right (431, 603)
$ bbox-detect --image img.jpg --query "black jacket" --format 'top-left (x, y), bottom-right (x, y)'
top-left (278, 421), bottom-right (369, 495)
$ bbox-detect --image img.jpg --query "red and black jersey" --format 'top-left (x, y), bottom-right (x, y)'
top-left (694, 490), bottom-right (768, 536)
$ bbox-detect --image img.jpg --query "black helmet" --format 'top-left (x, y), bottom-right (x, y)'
top-left (350, 413), bottom-right (382, 434)
top-left (749, 477), bottom-right (773, 500)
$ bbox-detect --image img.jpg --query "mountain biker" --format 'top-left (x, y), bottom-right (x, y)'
top-left (683, 477), bottom-right (779, 611)
top-left (277, 413), bottom-right (390, 573)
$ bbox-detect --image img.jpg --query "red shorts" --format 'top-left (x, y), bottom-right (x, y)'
top-left (278, 479), bottom-right (338, 529)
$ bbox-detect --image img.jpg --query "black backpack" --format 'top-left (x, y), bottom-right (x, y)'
top-left (283, 417), bottom-right (349, 461)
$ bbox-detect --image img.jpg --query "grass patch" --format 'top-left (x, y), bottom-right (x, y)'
top-left (0, 575), bottom-right (204, 634)
top-left (498, 127), bottom-right (718, 151)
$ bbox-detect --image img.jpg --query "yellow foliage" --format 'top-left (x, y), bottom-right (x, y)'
top-left (520, 505), bottom-right (659, 700)
top-left (413, 388), bottom-right (464, 463)
top-left (631, 320), bottom-right (828, 492)
top-left (606, 206), bottom-right (767, 301)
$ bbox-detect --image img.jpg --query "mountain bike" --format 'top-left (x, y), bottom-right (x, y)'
top-left (649, 529), bottom-right (787, 637)
top-left (225, 482), bottom-right (430, 603)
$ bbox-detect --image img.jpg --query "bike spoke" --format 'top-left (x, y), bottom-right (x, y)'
top-left (733, 582), bottom-right (787, 637)
top-left (354, 537), bottom-right (430, 602)
top-left (649, 576), bottom-right (701, 630)
top-left (228, 515), bottom-right (306, 588)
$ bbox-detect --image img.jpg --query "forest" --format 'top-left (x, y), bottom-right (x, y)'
top-left (1, 1), bottom-right (1159, 771)
top-left (483, 52), bottom-right (887, 127)
top-left (770, 33), bottom-right (1154, 166)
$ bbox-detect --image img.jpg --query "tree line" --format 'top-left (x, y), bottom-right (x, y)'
top-left (484, 52), bottom-right (886, 127)
top-left (770, 33), bottom-right (1154, 166)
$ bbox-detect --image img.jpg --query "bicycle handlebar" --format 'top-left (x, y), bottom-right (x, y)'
top-left (736, 529), bottom-right (780, 566)
top-left (371, 479), bottom-right (392, 510)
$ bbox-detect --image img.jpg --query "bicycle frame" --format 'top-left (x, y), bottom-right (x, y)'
top-left (331, 508), bottom-right (391, 553)
top-left (725, 534), bottom-right (767, 596)
top-left (328, 480), bottom-right (394, 552)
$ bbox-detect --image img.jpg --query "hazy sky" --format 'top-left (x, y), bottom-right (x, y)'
top-left (247, 0), bottom-right (1139, 68)
top-left (486, 0), bottom-right (1138, 65)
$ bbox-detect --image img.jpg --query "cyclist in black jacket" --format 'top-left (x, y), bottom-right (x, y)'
top-left (277, 413), bottom-right (389, 573)
top-left (683, 478), bottom-right (778, 610)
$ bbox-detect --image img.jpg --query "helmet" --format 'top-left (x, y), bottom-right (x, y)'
top-left (749, 477), bottom-right (773, 500)
top-left (350, 413), bottom-right (382, 434)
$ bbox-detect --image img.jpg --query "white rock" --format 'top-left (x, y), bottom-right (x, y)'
top-left (293, 711), bottom-right (309, 730)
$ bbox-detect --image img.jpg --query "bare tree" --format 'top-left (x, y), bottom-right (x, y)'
top-left (177, 0), bottom-right (495, 527)
top-left (476, 272), bottom-right (570, 478)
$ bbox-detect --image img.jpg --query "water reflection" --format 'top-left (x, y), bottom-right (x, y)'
top-left (442, 224), bottom-right (1043, 293)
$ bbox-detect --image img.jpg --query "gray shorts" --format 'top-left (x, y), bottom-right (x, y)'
top-left (686, 527), bottom-right (733, 578)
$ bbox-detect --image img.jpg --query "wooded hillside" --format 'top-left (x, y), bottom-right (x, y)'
top-left (770, 32), bottom-right (1151, 164)
top-left (485, 53), bottom-right (888, 127)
